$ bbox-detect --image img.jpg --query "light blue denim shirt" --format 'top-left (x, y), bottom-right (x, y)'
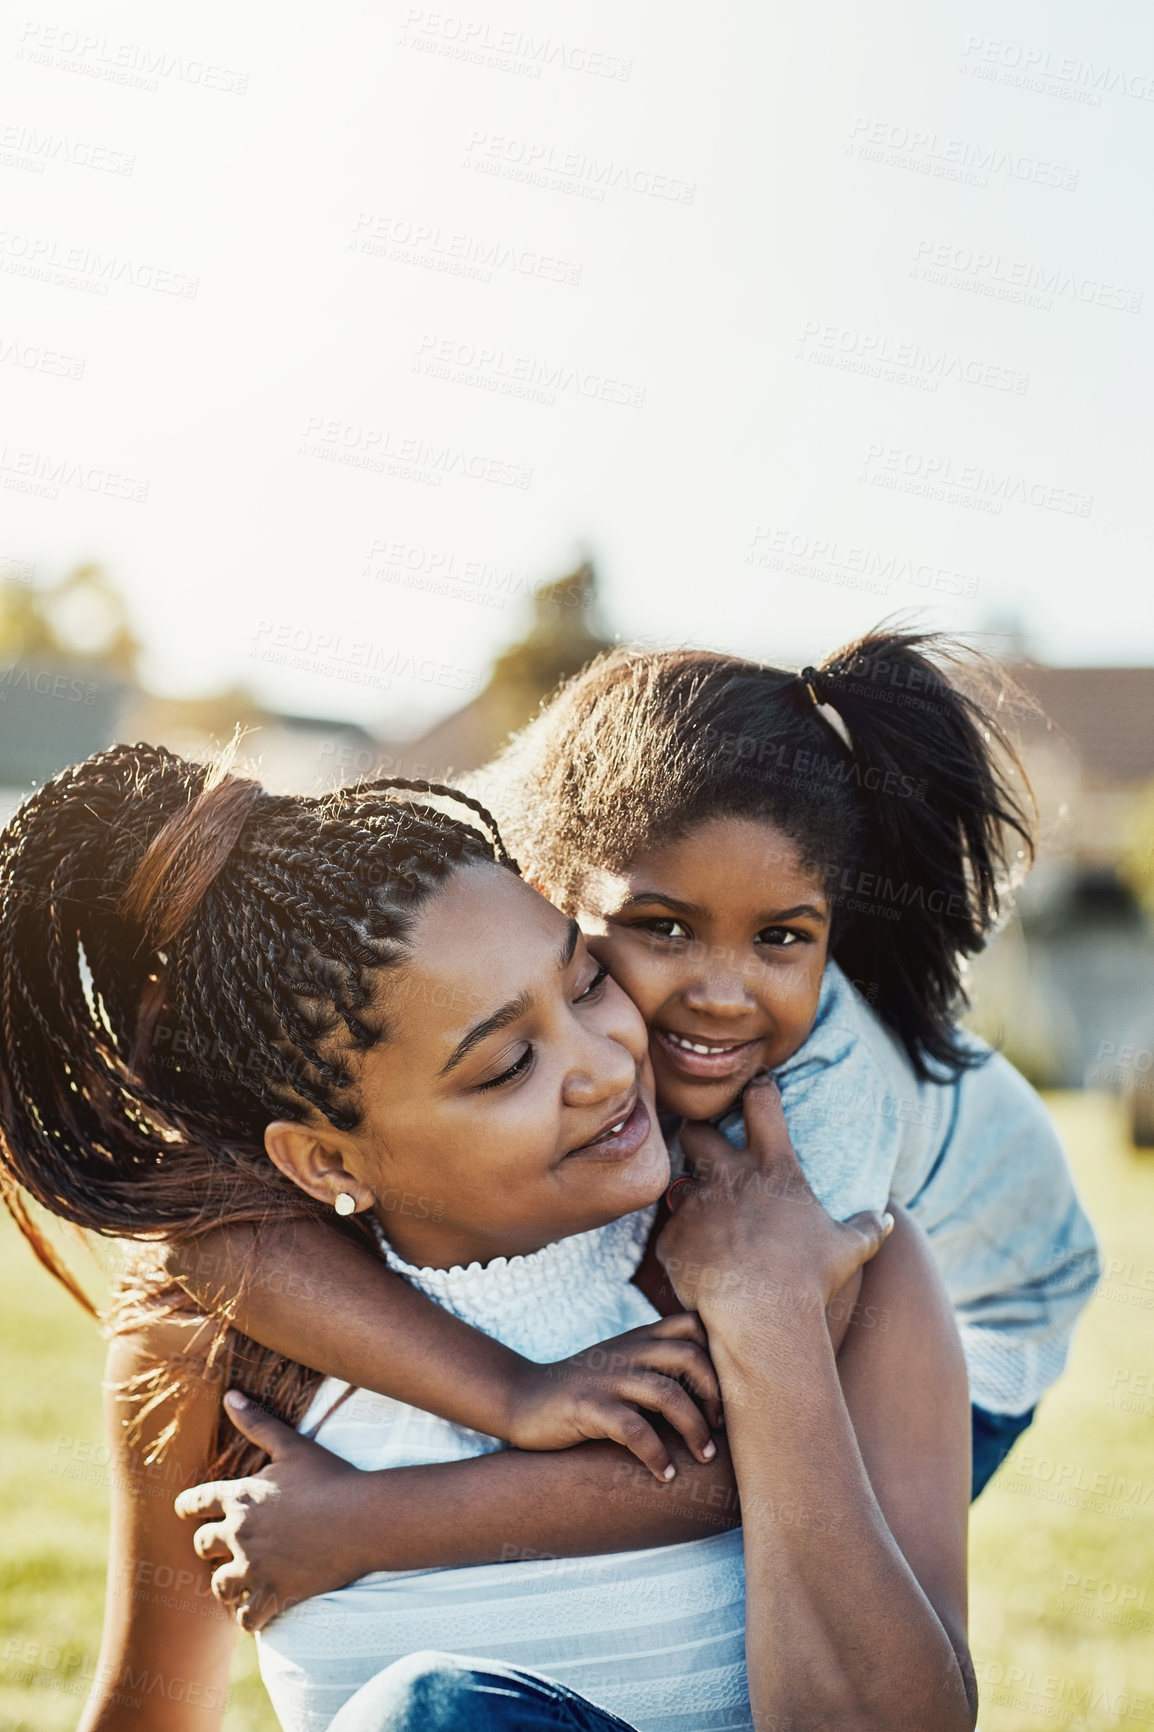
top-left (715, 960), bottom-right (1101, 1416)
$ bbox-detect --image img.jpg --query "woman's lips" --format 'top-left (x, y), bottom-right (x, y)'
top-left (653, 1027), bottom-right (762, 1081)
top-left (566, 1098), bottom-right (652, 1162)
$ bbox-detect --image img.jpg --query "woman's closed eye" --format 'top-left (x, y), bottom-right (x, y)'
top-left (474, 1044), bottom-right (534, 1092)
top-left (473, 967), bottom-right (610, 1092)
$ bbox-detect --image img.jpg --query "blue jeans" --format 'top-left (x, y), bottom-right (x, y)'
top-left (328, 1652), bottom-right (640, 1731)
top-left (972, 1401), bottom-right (1035, 1498)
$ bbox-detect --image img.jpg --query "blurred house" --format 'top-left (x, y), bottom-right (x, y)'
top-left (0, 560), bottom-right (610, 815)
top-left (967, 664), bottom-right (1154, 1134)
top-left (0, 566), bottom-right (387, 817)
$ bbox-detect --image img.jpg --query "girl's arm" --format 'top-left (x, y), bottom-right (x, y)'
top-left (164, 1222), bottom-right (534, 1437)
top-left (174, 1222), bottom-right (868, 1625)
top-left (78, 1319), bottom-right (236, 1732)
top-left (163, 1221), bottom-right (722, 1481)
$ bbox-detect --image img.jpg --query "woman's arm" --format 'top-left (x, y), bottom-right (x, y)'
top-left (665, 1081), bottom-right (975, 1732)
top-left (177, 1397), bottom-right (741, 1629)
top-left (78, 1318), bottom-right (237, 1732)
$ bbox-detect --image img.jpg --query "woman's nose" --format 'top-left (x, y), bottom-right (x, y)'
top-left (563, 1029), bottom-right (637, 1108)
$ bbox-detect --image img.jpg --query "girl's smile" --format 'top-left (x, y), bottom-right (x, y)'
top-left (652, 1029), bottom-right (763, 1082)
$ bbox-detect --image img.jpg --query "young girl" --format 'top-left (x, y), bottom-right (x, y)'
top-left (484, 628), bottom-right (1100, 1488)
top-left (167, 626), bottom-right (1097, 1579)
top-left (0, 744), bottom-right (972, 1732)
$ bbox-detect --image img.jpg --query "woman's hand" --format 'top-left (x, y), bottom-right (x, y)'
top-left (658, 1076), bottom-right (893, 1339)
top-left (174, 1392), bottom-right (367, 1632)
top-left (505, 1313), bottom-right (723, 1481)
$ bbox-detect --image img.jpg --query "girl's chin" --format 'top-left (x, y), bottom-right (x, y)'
top-left (659, 1071), bottom-right (745, 1120)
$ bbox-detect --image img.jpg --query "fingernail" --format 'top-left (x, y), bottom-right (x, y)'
top-left (224, 1389), bottom-right (248, 1410)
top-left (703, 1440), bottom-right (717, 1460)
top-left (882, 1211), bottom-right (895, 1235)
top-left (663, 1464), bottom-right (676, 1480)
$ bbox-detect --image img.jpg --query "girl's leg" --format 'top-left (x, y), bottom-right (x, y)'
top-left (971, 1402), bottom-right (1035, 1498)
top-left (327, 1650), bottom-right (640, 1732)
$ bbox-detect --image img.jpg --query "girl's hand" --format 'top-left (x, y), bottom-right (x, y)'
top-left (174, 1392), bottom-right (366, 1632)
top-left (657, 1077), bottom-right (893, 1339)
top-left (506, 1313), bottom-right (723, 1482)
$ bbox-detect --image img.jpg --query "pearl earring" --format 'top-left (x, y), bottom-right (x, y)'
top-left (334, 1192), bottom-right (357, 1217)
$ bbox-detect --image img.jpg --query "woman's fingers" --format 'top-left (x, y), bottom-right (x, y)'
top-left (193, 1520), bottom-right (232, 1563)
top-left (221, 1389), bottom-right (300, 1459)
top-left (840, 1209), bottom-right (896, 1278)
top-left (173, 1483), bottom-right (226, 1524)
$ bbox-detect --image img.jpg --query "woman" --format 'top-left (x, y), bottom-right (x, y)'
top-left (0, 745), bottom-right (974, 1730)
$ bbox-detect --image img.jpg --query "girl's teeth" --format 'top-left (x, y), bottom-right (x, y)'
top-left (669, 1033), bottom-right (730, 1055)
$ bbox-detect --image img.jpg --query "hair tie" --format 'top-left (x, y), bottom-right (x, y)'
top-left (798, 667), bottom-right (854, 753)
top-left (800, 666), bottom-right (827, 705)
top-left (120, 772), bottom-right (263, 950)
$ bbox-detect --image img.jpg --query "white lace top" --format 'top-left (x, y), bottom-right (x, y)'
top-left (258, 1204), bottom-right (750, 1732)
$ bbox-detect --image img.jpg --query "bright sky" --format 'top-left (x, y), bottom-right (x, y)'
top-left (3, 0), bottom-right (1153, 735)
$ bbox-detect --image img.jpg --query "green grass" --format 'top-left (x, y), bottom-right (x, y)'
top-left (969, 1093), bottom-right (1154, 1731)
top-left (0, 1093), bottom-right (1150, 1731)
top-left (0, 1224), bottom-right (278, 1732)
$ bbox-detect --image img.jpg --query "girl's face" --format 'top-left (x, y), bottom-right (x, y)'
top-left (577, 816), bottom-right (831, 1124)
top-left (278, 862), bottom-right (669, 1270)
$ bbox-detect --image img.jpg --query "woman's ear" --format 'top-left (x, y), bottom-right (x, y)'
top-left (263, 1121), bottom-right (375, 1216)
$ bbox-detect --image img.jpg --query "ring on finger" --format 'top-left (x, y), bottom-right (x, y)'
top-left (666, 1176), bottom-right (696, 1211)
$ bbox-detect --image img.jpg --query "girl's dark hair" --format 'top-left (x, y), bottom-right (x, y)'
top-left (0, 742), bottom-right (514, 1471)
top-left (487, 628), bottom-right (1035, 1080)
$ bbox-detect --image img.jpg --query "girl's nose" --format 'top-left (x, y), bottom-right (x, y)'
top-left (682, 967), bottom-right (757, 1018)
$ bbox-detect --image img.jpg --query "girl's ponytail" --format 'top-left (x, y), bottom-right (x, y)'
top-left (807, 629), bottom-right (1035, 1075)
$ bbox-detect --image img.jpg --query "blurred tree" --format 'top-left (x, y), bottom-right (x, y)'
top-left (390, 561), bottom-right (612, 777)
top-left (480, 561), bottom-right (609, 743)
top-left (0, 564), bottom-right (139, 674)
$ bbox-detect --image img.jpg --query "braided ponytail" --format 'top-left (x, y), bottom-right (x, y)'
top-left (0, 742), bottom-right (514, 1469)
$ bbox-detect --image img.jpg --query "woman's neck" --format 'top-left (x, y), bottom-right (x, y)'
top-left (373, 1211), bottom-right (562, 1271)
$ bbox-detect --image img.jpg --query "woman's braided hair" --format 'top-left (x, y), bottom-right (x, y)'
top-left (0, 742), bottom-right (515, 1471)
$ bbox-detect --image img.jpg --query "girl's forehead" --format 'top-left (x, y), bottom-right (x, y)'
top-left (591, 817), bottom-right (827, 914)
top-left (636, 815), bottom-right (811, 877)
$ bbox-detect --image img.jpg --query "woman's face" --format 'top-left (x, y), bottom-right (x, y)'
top-left (576, 816), bottom-right (832, 1124)
top-left (309, 862), bottom-right (669, 1269)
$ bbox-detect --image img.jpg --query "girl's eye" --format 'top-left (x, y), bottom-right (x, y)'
top-left (474, 1045), bottom-right (534, 1092)
top-left (756, 926), bottom-right (805, 948)
top-left (576, 962), bottom-right (610, 1002)
top-left (637, 918), bottom-right (691, 941)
